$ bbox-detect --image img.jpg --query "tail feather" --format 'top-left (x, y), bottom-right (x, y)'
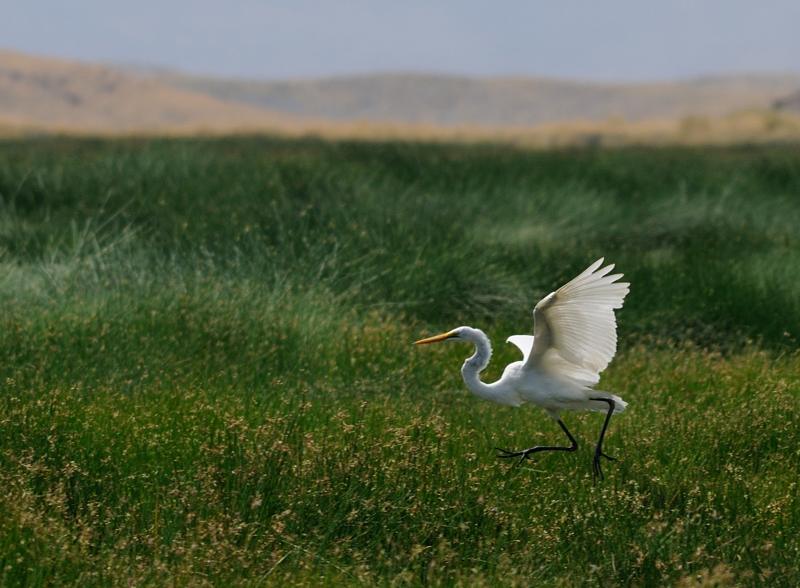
top-left (588, 393), bottom-right (627, 414)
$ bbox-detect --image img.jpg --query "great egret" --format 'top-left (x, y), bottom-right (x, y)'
top-left (415, 258), bottom-right (629, 480)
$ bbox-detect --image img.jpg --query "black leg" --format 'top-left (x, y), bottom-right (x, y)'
top-left (590, 398), bottom-right (618, 481)
top-left (496, 419), bottom-right (578, 465)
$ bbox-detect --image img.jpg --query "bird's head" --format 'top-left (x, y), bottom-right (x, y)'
top-left (415, 326), bottom-right (492, 372)
top-left (414, 326), bottom-right (477, 345)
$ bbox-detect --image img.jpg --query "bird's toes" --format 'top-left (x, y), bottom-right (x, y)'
top-left (495, 447), bottom-right (522, 459)
top-left (592, 458), bottom-right (605, 481)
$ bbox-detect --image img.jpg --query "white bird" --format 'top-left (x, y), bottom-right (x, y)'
top-left (415, 258), bottom-right (629, 480)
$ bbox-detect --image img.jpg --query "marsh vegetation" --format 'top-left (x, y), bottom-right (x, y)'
top-left (1, 138), bottom-right (799, 585)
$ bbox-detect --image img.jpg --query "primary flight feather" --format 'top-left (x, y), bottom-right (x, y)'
top-left (415, 258), bottom-right (629, 480)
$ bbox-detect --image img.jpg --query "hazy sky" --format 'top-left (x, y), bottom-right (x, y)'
top-left (3, 1), bottom-right (800, 81)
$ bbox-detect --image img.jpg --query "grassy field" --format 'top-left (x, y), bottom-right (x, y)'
top-left (1, 137), bottom-right (800, 586)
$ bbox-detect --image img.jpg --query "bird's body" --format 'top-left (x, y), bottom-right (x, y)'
top-left (416, 258), bottom-right (629, 479)
top-left (456, 326), bottom-right (627, 415)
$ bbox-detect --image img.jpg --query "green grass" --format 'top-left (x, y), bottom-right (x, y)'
top-left (1, 137), bottom-right (800, 586)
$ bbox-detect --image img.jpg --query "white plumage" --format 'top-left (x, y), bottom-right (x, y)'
top-left (415, 258), bottom-right (630, 479)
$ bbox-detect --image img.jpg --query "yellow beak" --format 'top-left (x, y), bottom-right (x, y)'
top-left (414, 330), bottom-right (457, 345)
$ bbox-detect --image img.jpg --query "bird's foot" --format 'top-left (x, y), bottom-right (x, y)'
top-left (496, 447), bottom-right (538, 466)
top-left (592, 449), bottom-right (617, 481)
top-left (496, 445), bottom-right (575, 467)
top-left (496, 447), bottom-right (527, 458)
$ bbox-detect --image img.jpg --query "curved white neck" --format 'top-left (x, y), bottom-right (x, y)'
top-left (456, 327), bottom-right (520, 406)
top-left (459, 328), bottom-right (499, 402)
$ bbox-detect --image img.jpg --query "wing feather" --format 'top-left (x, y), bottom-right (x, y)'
top-left (506, 335), bottom-right (534, 362)
top-left (526, 258), bottom-right (629, 385)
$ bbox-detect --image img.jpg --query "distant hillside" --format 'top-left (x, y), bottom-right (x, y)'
top-left (0, 50), bottom-right (298, 133)
top-left (774, 90), bottom-right (800, 113)
top-left (2, 49), bottom-right (800, 145)
top-left (154, 71), bottom-right (800, 126)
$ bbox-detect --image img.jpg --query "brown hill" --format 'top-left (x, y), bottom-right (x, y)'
top-left (154, 71), bottom-right (800, 126)
top-left (2, 49), bottom-right (800, 146)
top-left (774, 90), bottom-right (800, 112)
top-left (0, 49), bottom-right (301, 133)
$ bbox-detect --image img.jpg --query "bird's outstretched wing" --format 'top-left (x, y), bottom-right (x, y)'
top-left (525, 258), bottom-right (629, 387)
top-left (506, 335), bottom-right (534, 362)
